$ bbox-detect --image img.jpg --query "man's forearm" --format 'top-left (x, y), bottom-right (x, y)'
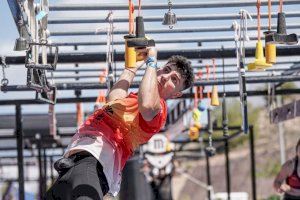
top-left (273, 180), bottom-right (282, 191)
top-left (107, 69), bottom-right (135, 102)
top-left (138, 66), bottom-right (161, 120)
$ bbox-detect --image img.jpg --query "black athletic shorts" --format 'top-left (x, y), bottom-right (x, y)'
top-left (45, 151), bottom-right (109, 200)
top-left (283, 193), bottom-right (300, 200)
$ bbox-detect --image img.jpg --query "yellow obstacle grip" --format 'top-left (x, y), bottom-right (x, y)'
top-left (265, 43), bottom-right (276, 64)
top-left (125, 39), bottom-right (136, 68)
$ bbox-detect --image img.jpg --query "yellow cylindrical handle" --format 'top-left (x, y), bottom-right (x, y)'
top-left (125, 40), bottom-right (136, 68)
top-left (265, 43), bottom-right (276, 64)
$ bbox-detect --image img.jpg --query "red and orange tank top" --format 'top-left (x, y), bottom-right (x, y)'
top-left (286, 157), bottom-right (300, 189)
top-left (79, 92), bottom-right (167, 168)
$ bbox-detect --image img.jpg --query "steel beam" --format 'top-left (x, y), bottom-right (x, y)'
top-left (1, 75), bottom-right (300, 92)
top-left (50, 24), bottom-right (300, 36)
top-left (52, 61), bottom-right (299, 73)
top-left (0, 89), bottom-right (299, 105)
top-left (52, 67), bottom-right (296, 75)
top-left (46, 69), bottom-right (296, 80)
top-left (52, 35), bottom-right (300, 46)
top-left (48, 12), bottom-right (300, 24)
top-left (49, 0), bottom-right (300, 11)
top-left (4, 46), bottom-right (300, 64)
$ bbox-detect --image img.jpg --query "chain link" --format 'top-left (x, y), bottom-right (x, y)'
top-left (168, 0), bottom-right (172, 11)
top-left (1, 56), bottom-right (9, 86)
top-left (208, 133), bottom-right (213, 148)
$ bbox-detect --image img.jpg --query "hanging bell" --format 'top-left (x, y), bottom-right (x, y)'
top-left (14, 36), bottom-right (27, 51)
top-left (205, 146), bottom-right (216, 157)
top-left (248, 40), bottom-right (272, 71)
top-left (192, 108), bottom-right (201, 122)
top-left (211, 85), bottom-right (219, 106)
top-left (265, 12), bottom-right (298, 45)
top-left (162, 11), bottom-right (177, 29)
top-left (189, 126), bottom-right (200, 141)
top-left (198, 101), bottom-right (206, 112)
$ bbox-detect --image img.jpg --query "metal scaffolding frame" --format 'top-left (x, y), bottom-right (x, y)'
top-left (2, 1), bottom-right (300, 200)
top-left (50, 24), bottom-right (300, 36)
top-left (49, 0), bottom-right (300, 11)
top-left (48, 11), bottom-right (300, 24)
top-left (0, 89), bottom-right (299, 105)
top-left (2, 75), bottom-right (300, 92)
top-left (52, 35), bottom-right (300, 46)
top-left (4, 46), bottom-right (300, 64)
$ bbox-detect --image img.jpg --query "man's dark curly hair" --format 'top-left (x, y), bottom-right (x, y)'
top-left (167, 55), bottom-right (194, 90)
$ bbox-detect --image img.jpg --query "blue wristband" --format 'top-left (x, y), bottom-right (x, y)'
top-left (147, 62), bottom-right (157, 68)
top-left (146, 56), bottom-right (156, 65)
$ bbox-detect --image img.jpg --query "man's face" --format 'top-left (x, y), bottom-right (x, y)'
top-left (156, 62), bottom-right (185, 100)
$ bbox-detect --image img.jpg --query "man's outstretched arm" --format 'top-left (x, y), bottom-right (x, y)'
top-left (138, 47), bottom-right (161, 121)
top-left (107, 60), bottom-right (145, 102)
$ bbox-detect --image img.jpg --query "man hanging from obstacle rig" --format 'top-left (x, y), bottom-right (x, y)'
top-left (45, 2), bottom-right (194, 199)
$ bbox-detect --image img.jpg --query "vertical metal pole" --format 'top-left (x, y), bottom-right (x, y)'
top-left (276, 96), bottom-right (286, 164)
top-left (205, 153), bottom-right (212, 200)
top-left (249, 126), bottom-right (257, 200)
top-left (225, 139), bottom-right (231, 200)
top-left (114, 49), bottom-right (117, 83)
top-left (16, 104), bottom-right (25, 200)
top-left (43, 148), bottom-right (47, 195)
top-left (50, 156), bottom-right (54, 184)
top-left (36, 133), bottom-right (43, 200)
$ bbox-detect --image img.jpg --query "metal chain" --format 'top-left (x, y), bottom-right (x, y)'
top-left (168, 0), bottom-right (172, 11)
top-left (208, 133), bottom-right (213, 148)
top-left (1, 56), bottom-right (9, 86)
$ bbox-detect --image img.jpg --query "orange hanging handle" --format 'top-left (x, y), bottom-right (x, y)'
top-left (256, 0), bottom-right (261, 40)
top-left (199, 86), bottom-right (203, 100)
top-left (197, 70), bottom-right (203, 100)
top-left (76, 103), bottom-right (83, 128)
top-left (95, 68), bottom-right (107, 105)
top-left (194, 86), bottom-right (198, 108)
top-left (206, 64), bottom-right (211, 99)
top-left (212, 58), bottom-right (216, 80)
top-left (96, 90), bottom-right (106, 104)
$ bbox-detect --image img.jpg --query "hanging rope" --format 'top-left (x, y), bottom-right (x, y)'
top-left (138, 0), bottom-right (142, 16)
top-left (193, 70), bottom-right (202, 108)
top-left (197, 71), bottom-right (204, 101)
top-left (268, 0), bottom-right (272, 31)
top-left (206, 64), bottom-right (211, 99)
top-left (257, 0), bottom-right (261, 40)
top-left (239, 10), bottom-right (252, 133)
top-left (129, 0), bottom-right (135, 34)
top-left (212, 58), bottom-right (216, 80)
top-left (221, 47), bottom-right (229, 137)
top-left (49, 93), bottom-right (57, 137)
top-left (279, 0), bottom-right (283, 13)
top-left (76, 102), bottom-right (83, 128)
top-left (95, 11), bottom-right (115, 108)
